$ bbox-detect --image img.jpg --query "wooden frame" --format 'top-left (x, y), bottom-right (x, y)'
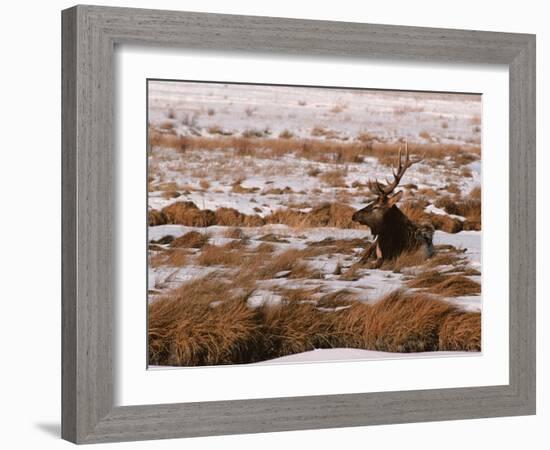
top-left (62, 5), bottom-right (536, 444)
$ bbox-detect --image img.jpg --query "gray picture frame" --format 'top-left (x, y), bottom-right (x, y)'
top-left (61, 4), bottom-right (536, 444)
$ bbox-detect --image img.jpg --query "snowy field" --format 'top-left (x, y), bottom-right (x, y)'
top-left (147, 81), bottom-right (482, 366)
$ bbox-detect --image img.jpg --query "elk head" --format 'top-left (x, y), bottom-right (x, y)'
top-left (352, 144), bottom-right (420, 235)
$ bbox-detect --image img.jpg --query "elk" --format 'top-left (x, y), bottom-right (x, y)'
top-left (352, 145), bottom-right (434, 268)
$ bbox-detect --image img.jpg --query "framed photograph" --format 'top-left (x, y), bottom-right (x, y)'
top-left (62, 5), bottom-right (536, 444)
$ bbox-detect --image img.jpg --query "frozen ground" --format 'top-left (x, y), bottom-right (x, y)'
top-left (255, 348), bottom-right (476, 365)
top-left (148, 224), bottom-right (481, 312)
top-left (149, 81), bottom-right (481, 146)
top-left (147, 81), bottom-right (482, 364)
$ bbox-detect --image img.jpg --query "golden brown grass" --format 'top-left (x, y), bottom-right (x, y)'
top-left (276, 287), bottom-right (321, 303)
top-left (162, 249), bottom-right (189, 267)
top-left (307, 167), bottom-right (321, 177)
top-left (158, 121), bottom-right (174, 130)
top-left (161, 190), bottom-right (181, 199)
top-left (231, 180), bottom-right (260, 194)
top-left (255, 249), bottom-right (318, 280)
top-left (352, 291), bottom-right (456, 352)
top-left (196, 245), bottom-right (244, 267)
top-left (148, 286), bottom-right (481, 366)
top-left (214, 207), bottom-right (265, 227)
top-left (305, 237), bottom-right (371, 258)
top-left (406, 270), bottom-right (481, 297)
top-left (148, 278), bottom-right (261, 366)
top-left (263, 186), bottom-right (294, 195)
top-left (153, 181), bottom-right (180, 192)
top-left (170, 231), bottom-right (209, 248)
top-left (319, 169), bottom-right (347, 187)
top-left (161, 201), bottom-right (216, 227)
top-left (266, 203), bottom-right (359, 229)
top-left (148, 127), bottom-right (480, 166)
top-left (256, 242), bottom-right (275, 253)
top-left (330, 104), bottom-right (346, 114)
top-left (316, 289), bottom-right (358, 308)
top-left (400, 201), bottom-right (464, 233)
top-left (469, 186), bottom-right (481, 200)
top-left (311, 126), bottom-right (341, 139)
top-left (380, 249), bottom-right (433, 272)
top-left (148, 209), bottom-right (167, 226)
top-left (149, 248), bottom-right (189, 267)
top-left (434, 195), bottom-right (481, 231)
top-left (223, 227), bottom-right (246, 239)
top-left (438, 310), bottom-right (481, 351)
top-left (278, 129), bottom-right (294, 139)
top-left (419, 130), bottom-right (431, 140)
top-left (148, 129), bottom-right (189, 151)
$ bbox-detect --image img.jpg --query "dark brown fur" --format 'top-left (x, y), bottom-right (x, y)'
top-left (352, 146), bottom-right (434, 266)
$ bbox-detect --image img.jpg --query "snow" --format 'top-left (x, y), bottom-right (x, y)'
top-left (149, 81), bottom-right (481, 147)
top-left (434, 230), bottom-right (481, 265)
top-left (149, 225), bottom-right (481, 311)
top-left (425, 204), bottom-right (465, 221)
top-left (255, 348), bottom-right (477, 365)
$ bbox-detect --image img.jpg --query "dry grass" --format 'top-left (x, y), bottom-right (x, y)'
top-left (158, 121), bottom-right (174, 130)
top-left (351, 291), bottom-right (457, 352)
top-left (319, 169), bottom-right (347, 187)
top-left (393, 105), bottom-right (425, 115)
top-left (149, 248), bottom-right (189, 268)
top-left (306, 237), bottom-right (371, 256)
top-left (223, 227), bottom-right (246, 239)
top-left (460, 167), bottom-right (473, 178)
top-left (434, 195), bottom-right (481, 231)
top-left (161, 201), bottom-right (216, 227)
top-left (266, 202), bottom-right (359, 229)
top-left (279, 129), bottom-right (294, 139)
top-left (400, 201), bottom-right (464, 233)
top-left (311, 126), bottom-right (341, 139)
top-left (469, 186), bottom-right (481, 200)
top-left (148, 127), bottom-right (480, 166)
top-left (153, 197), bottom-right (473, 235)
top-left (438, 310), bottom-right (481, 351)
top-left (207, 125), bottom-right (233, 135)
top-left (307, 167), bottom-right (321, 177)
top-left (379, 249), bottom-right (433, 272)
top-left (196, 245), bottom-right (244, 267)
top-left (256, 242), bottom-right (275, 253)
top-left (153, 181), bottom-right (181, 192)
top-left (170, 231), bottom-right (209, 248)
top-left (330, 104), bottom-right (346, 113)
top-left (161, 190), bottom-right (181, 199)
top-left (148, 129), bottom-right (189, 151)
top-left (148, 209), bottom-right (167, 226)
top-left (419, 130), bottom-right (431, 140)
top-left (373, 244), bottom-right (469, 276)
top-left (255, 249), bottom-right (318, 280)
top-left (148, 286), bottom-right (480, 366)
top-left (263, 186), bottom-right (294, 195)
top-left (407, 270), bottom-right (481, 297)
top-left (316, 290), bottom-right (358, 308)
top-left (148, 278), bottom-right (261, 366)
top-left (231, 180), bottom-right (259, 194)
top-left (162, 249), bottom-right (189, 267)
top-left (214, 207), bottom-right (265, 227)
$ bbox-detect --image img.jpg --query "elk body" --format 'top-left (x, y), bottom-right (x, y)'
top-left (352, 146), bottom-right (434, 267)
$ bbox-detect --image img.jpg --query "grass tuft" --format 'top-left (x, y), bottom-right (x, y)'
top-left (148, 285), bottom-right (481, 366)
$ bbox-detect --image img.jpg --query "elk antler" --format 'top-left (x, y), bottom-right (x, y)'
top-left (368, 141), bottom-right (421, 197)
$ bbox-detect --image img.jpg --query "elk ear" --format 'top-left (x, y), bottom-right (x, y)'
top-left (387, 190), bottom-right (403, 206)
